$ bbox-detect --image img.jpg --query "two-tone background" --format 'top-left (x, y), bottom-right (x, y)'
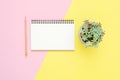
top-left (0, 0), bottom-right (120, 80)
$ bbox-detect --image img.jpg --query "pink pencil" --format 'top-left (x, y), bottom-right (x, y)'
top-left (24, 16), bottom-right (28, 57)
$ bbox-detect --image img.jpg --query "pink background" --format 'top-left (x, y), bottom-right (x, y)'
top-left (0, 0), bottom-right (71, 80)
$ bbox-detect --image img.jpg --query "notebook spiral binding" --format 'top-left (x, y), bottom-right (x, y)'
top-left (31, 20), bottom-right (74, 24)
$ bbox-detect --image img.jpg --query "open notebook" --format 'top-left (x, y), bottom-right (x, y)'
top-left (31, 20), bottom-right (74, 50)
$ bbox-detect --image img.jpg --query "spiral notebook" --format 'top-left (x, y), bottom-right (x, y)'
top-left (31, 20), bottom-right (74, 50)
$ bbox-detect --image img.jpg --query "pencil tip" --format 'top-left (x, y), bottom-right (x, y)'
top-left (25, 52), bottom-right (27, 58)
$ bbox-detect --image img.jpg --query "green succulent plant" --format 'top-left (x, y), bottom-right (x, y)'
top-left (79, 20), bottom-right (105, 47)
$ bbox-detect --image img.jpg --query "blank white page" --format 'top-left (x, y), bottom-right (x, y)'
top-left (31, 20), bottom-right (74, 50)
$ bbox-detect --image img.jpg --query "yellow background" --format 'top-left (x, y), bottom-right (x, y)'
top-left (35, 0), bottom-right (120, 80)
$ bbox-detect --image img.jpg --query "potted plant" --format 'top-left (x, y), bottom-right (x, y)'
top-left (79, 20), bottom-right (105, 47)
